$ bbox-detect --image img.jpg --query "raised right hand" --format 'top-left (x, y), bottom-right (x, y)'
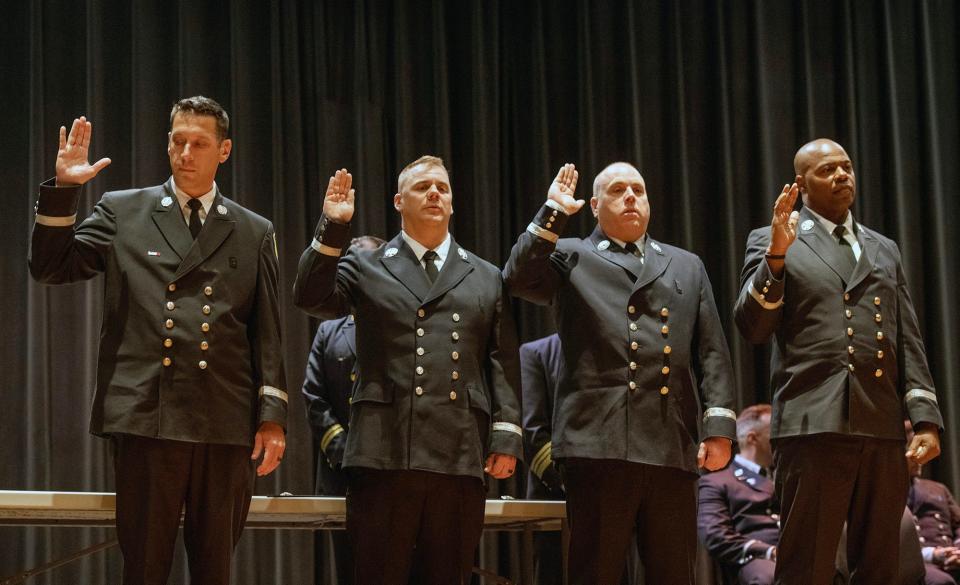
top-left (547, 163), bottom-right (583, 215)
top-left (55, 116), bottom-right (112, 186)
top-left (768, 183), bottom-right (800, 255)
top-left (322, 168), bottom-right (355, 224)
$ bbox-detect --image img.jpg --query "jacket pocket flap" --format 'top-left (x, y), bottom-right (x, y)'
top-left (467, 384), bottom-right (491, 415)
top-left (351, 381), bottom-right (394, 404)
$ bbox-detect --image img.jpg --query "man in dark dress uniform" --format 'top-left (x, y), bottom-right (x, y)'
top-left (698, 404), bottom-right (779, 585)
top-left (293, 158), bottom-right (524, 585)
top-left (28, 97), bottom-right (287, 585)
top-left (734, 138), bottom-right (943, 585)
top-left (302, 235), bottom-right (384, 585)
top-left (504, 162), bottom-right (737, 585)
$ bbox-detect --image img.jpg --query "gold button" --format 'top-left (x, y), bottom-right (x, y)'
top-left (348, 397), bottom-right (352, 405)
top-left (166, 301), bottom-right (175, 311)
top-left (417, 347), bottom-right (425, 356)
top-left (663, 345), bottom-right (672, 355)
top-left (452, 332), bottom-right (460, 341)
top-left (415, 387), bottom-right (424, 396)
top-left (661, 325), bottom-right (669, 335)
top-left (877, 350), bottom-right (884, 359)
top-left (452, 313), bottom-right (461, 322)
top-left (765, 280), bottom-right (771, 287)
top-left (629, 361), bottom-right (637, 370)
top-left (168, 283), bottom-right (177, 292)
top-left (844, 293), bottom-right (850, 301)
top-left (164, 338), bottom-right (173, 348)
top-left (660, 386), bottom-right (669, 396)
top-left (846, 327), bottom-right (854, 337)
top-left (204, 286), bottom-right (213, 296)
top-left (874, 296), bottom-right (881, 306)
top-left (198, 360), bottom-right (208, 370)
top-left (417, 328), bottom-right (425, 337)
top-left (661, 366), bottom-right (670, 375)
top-left (848, 364), bottom-right (855, 372)
top-left (416, 366), bottom-right (424, 375)
top-left (876, 331), bottom-right (884, 341)
top-left (660, 307), bottom-right (669, 318)
top-left (350, 372), bottom-right (357, 381)
top-left (847, 346), bottom-right (854, 355)
top-left (875, 369), bottom-right (883, 378)
top-left (201, 322), bottom-right (210, 332)
top-left (200, 341), bottom-right (209, 350)
top-left (452, 371), bottom-right (460, 380)
top-left (875, 313), bottom-right (882, 323)
top-left (762, 286), bottom-right (769, 293)
top-left (628, 305), bottom-right (636, 314)
top-left (165, 319), bottom-right (174, 329)
top-left (162, 357), bottom-right (172, 367)
top-left (449, 391), bottom-right (457, 400)
top-left (845, 309), bottom-right (852, 319)
top-left (451, 351), bottom-right (459, 360)
top-left (629, 381), bottom-right (637, 390)
top-left (630, 341), bottom-right (639, 350)
top-left (629, 323), bottom-right (638, 331)
top-left (202, 305), bottom-right (211, 315)
top-left (418, 309), bottom-right (426, 318)
top-left (545, 222), bottom-right (553, 228)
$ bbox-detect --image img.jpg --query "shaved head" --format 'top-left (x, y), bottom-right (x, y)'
top-left (593, 162), bottom-right (639, 197)
top-left (793, 138), bottom-right (848, 176)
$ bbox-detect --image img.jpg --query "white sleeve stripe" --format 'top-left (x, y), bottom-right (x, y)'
top-left (704, 407), bottom-right (737, 421)
top-left (259, 386), bottom-right (289, 402)
top-left (905, 389), bottom-right (937, 404)
top-left (544, 199), bottom-right (565, 213)
top-left (492, 422), bottom-right (523, 436)
top-left (35, 213), bottom-right (77, 227)
top-left (527, 223), bottom-right (559, 244)
top-left (748, 282), bottom-right (784, 310)
top-left (311, 238), bottom-right (341, 257)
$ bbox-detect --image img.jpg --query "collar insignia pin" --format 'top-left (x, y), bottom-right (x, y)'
top-left (597, 240), bottom-right (610, 251)
top-left (384, 247), bottom-right (398, 258)
top-left (161, 196), bottom-right (173, 207)
top-left (801, 219), bottom-right (815, 232)
top-left (217, 204), bottom-right (228, 215)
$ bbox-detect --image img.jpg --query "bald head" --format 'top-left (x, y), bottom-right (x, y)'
top-left (793, 138), bottom-right (849, 176)
top-left (593, 162), bottom-right (640, 197)
top-left (590, 161), bottom-right (650, 243)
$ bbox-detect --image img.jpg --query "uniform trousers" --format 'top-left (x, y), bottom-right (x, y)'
top-left (113, 434), bottom-right (253, 585)
top-left (560, 458), bottom-right (698, 585)
top-left (773, 434), bottom-right (909, 585)
top-left (315, 457), bottom-right (352, 585)
top-left (346, 468), bottom-right (486, 585)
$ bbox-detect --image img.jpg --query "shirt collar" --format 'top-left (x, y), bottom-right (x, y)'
top-left (401, 230), bottom-right (451, 263)
top-left (172, 179), bottom-right (217, 213)
top-left (607, 232), bottom-right (647, 253)
top-left (806, 205), bottom-right (855, 237)
top-left (734, 454), bottom-right (762, 475)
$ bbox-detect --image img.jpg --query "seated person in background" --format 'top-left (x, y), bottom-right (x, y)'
top-left (906, 420), bottom-right (960, 585)
top-left (698, 404), bottom-right (779, 585)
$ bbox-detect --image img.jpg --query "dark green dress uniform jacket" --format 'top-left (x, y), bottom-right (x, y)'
top-left (29, 178), bottom-right (287, 447)
top-left (503, 204), bottom-right (738, 475)
top-left (292, 216), bottom-right (524, 480)
top-left (733, 206), bottom-right (942, 440)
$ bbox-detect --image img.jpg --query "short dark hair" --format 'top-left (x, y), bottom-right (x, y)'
top-left (170, 96), bottom-right (230, 142)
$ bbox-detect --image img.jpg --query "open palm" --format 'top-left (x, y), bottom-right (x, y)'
top-left (55, 116), bottom-right (111, 186)
top-left (547, 163), bottom-right (583, 215)
top-left (322, 168), bottom-right (355, 223)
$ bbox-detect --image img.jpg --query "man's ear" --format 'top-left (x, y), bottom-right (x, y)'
top-left (393, 193), bottom-right (402, 212)
top-left (795, 174), bottom-right (804, 194)
top-left (219, 139), bottom-right (233, 163)
top-left (590, 196), bottom-right (599, 218)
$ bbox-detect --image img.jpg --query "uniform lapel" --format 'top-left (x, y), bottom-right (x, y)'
top-left (341, 316), bottom-right (357, 358)
top-left (734, 461), bottom-right (774, 496)
top-left (173, 192), bottom-right (236, 281)
top-left (423, 239), bottom-right (475, 306)
top-left (796, 206), bottom-right (850, 284)
top-left (632, 237), bottom-right (671, 292)
top-left (846, 224), bottom-right (879, 293)
top-left (151, 179), bottom-right (193, 260)
top-left (588, 227), bottom-right (646, 281)
top-left (380, 233), bottom-right (430, 302)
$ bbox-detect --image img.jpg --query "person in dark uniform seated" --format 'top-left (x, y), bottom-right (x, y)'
top-left (521, 333), bottom-right (641, 585)
top-left (302, 235), bottom-right (385, 585)
top-left (293, 159), bottom-right (524, 585)
top-left (698, 404), bottom-right (779, 585)
top-left (906, 421), bottom-right (960, 585)
top-left (28, 97), bottom-right (287, 585)
top-left (505, 162), bottom-right (737, 585)
top-left (734, 139), bottom-right (944, 585)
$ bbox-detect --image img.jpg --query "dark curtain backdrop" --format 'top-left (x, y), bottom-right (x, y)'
top-left (1, 0), bottom-right (958, 583)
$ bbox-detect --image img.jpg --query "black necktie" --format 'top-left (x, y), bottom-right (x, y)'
top-left (422, 250), bottom-right (439, 283)
top-left (187, 198), bottom-right (203, 240)
top-left (624, 242), bottom-right (638, 255)
top-left (833, 225), bottom-right (856, 280)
